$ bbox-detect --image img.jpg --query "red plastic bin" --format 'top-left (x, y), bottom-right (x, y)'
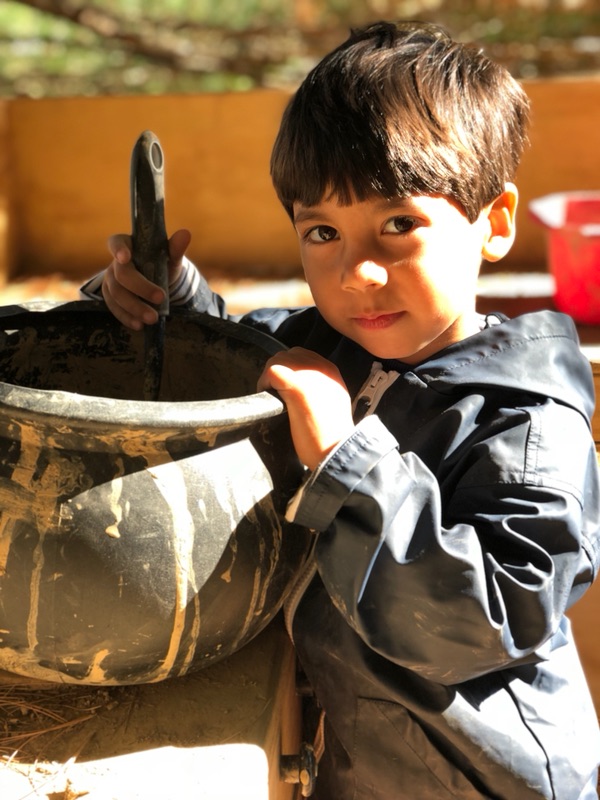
top-left (529, 192), bottom-right (600, 325)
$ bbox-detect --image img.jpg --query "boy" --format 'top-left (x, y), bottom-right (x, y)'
top-left (82, 21), bottom-right (600, 799)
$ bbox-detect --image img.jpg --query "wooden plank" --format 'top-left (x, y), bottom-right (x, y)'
top-left (510, 76), bottom-right (600, 271)
top-left (7, 92), bottom-right (299, 281)
top-left (570, 579), bottom-right (600, 716)
top-left (0, 100), bottom-right (12, 286)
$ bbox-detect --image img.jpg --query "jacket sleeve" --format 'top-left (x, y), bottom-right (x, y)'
top-left (291, 409), bottom-right (600, 685)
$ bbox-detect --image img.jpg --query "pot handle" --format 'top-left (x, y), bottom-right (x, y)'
top-left (130, 130), bottom-right (169, 400)
top-left (130, 130), bottom-right (170, 317)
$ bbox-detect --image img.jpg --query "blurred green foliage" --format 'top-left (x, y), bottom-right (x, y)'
top-left (0, 0), bottom-right (598, 98)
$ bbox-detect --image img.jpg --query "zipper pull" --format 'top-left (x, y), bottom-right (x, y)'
top-left (352, 363), bottom-right (399, 422)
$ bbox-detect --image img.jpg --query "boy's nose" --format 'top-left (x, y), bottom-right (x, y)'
top-left (342, 260), bottom-right (388, 291)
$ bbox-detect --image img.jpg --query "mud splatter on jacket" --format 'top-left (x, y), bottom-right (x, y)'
top-left (83, 268), bottom-right (600, 799)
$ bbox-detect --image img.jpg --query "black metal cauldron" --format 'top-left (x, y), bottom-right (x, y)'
top-left (0, 301), bottom-right (311, 685)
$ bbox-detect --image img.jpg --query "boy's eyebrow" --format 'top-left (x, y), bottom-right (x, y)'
top-left (293, 197), bottom-right (415, 225)
top-left (293, 207), bottom-right (325, 226)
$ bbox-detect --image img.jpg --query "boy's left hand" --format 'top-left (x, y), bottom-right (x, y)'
top-left (257, 348), bottom-right (355, 471)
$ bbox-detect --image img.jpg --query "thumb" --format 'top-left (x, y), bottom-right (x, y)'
top-left (168, 229), bottom-right (192, 276)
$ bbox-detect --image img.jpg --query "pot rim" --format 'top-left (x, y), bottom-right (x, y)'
top-left (0, 300), bottom-right (286, 430)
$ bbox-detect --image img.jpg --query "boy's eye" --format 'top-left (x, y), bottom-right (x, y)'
top-left (306, 225), bottom-right (339, 243)
top-left (383, 216), bottom-right (416, 234)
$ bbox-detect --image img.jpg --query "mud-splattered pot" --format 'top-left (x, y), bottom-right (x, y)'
top-left (0, 301), bottom-right (312, 685)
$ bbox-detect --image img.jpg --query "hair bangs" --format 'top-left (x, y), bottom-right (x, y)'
top-left (270, 20), bottom-right (530, 223)
top-left (271, 91), bottom-right (420, 216)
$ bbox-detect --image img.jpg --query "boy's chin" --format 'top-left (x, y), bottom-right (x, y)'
top-left (356, 341), bottom-right (417, 362)
top-left (358, 338), bottom-right (439, 364)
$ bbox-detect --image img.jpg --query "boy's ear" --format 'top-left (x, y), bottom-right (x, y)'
top-left (481, 183), bottom-right (519, 262)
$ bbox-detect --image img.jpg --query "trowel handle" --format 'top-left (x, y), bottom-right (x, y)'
top-left (130, 130), bottom-right (170, 316)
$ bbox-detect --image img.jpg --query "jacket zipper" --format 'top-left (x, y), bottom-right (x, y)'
top-left (352, 361), bottom-right (400, 422)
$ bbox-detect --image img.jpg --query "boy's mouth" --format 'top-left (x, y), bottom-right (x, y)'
top-left (353, 312), bottom-right (404, 330)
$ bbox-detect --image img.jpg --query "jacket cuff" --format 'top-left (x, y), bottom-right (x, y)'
top-left (79, 257), bottom-right (202, 306)
top-left (287, 415), bottom-right (398, 531)
top-left (79, 272), bottom-right (104, 300)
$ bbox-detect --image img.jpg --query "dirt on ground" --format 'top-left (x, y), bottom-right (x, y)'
top-left (0, 620), bottom-right (299, 800)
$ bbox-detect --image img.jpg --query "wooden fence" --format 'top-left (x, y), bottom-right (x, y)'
top-left (0, 75), bottom-right (599, 285)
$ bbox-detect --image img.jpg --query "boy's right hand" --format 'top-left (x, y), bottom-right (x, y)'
top-left (102, 228), bottom-right (192, 330)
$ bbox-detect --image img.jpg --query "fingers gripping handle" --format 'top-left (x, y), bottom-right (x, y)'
top-left (130, 130), bottom-right (170, 317)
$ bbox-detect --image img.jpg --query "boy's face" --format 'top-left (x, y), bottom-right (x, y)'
top-left (293, 191), bottom-right (514, 364)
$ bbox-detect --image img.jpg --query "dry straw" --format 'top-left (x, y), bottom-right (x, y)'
top-left (0, 683), bottom-right (109, 760)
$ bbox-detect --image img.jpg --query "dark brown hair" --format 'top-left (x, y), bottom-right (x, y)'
top-left (270, 21), bottom-right (530, 223)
